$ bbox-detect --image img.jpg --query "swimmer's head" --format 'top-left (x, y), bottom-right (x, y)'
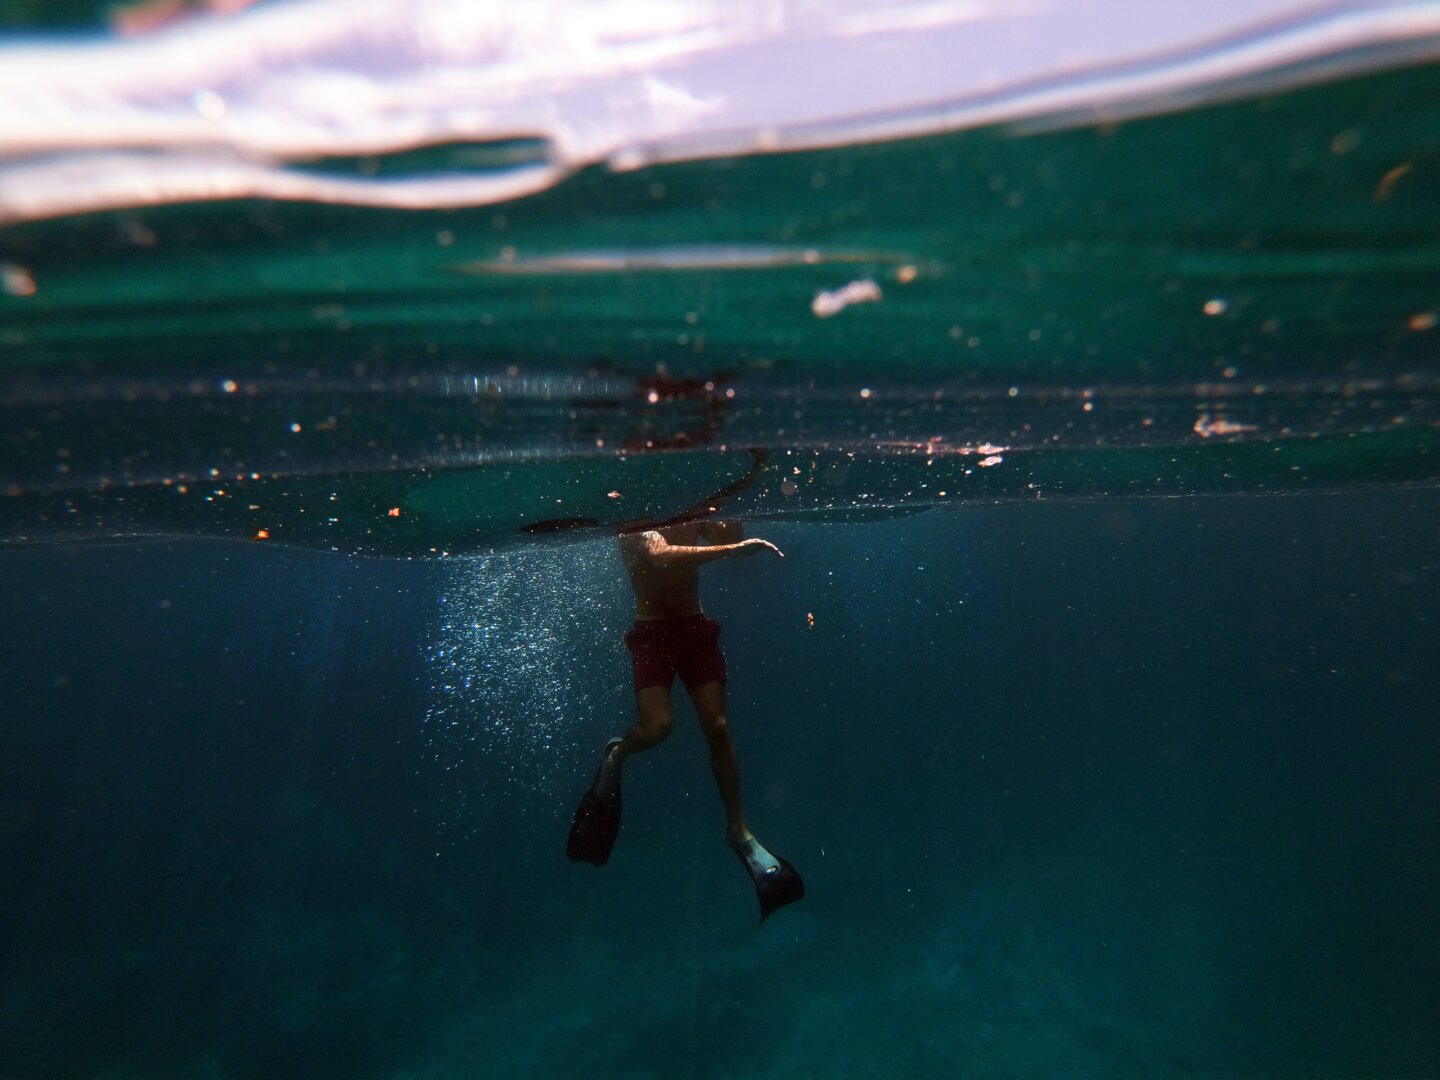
top-left (616, 516), bottom-right (658, 535)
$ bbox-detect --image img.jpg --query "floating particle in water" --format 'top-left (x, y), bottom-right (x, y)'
top-left (607, 490), bottom-right (622, 499)
top-left (806, 612), bottom-right (815, 629)
top-left (1203, 298), bottom-right (1228, 316)
top-left (1193, 414), bottom-right (1258, 437)
top-left (220, 379), bottom-right (237, 393)
top-left (895, 265), bottom-right (918, 284)
top-left (781, 479), bottom-right (798, 496)
top-left (289, 422), bottom-right (302, 433)
top-left (1, 263), bottom-right (36, 297)
top-left (979, 455), bottom-right (1004, 468)
top-left (812, 279), bottom-right (881, 318)
top-left (1328, 127), bottom-right (1362, 155)
top-left (1408, 311), bottom-right (1437, 332)
top-left (1373, 162), bottom-right (1413, 203)
top-left (119, 216), bottom-right (157, 247)
top-left (252, 529), bottom-right (269, 540)
top-left (387, 506), bottom-right (402, 517)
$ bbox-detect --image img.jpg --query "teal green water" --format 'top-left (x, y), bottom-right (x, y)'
top-left (6, 62), bottom-right (1440, 376)
top-left (3, 62), bottom-right (1440, 554)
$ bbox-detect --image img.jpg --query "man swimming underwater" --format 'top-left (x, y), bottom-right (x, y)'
top-left (566, 502), bottom-right (804, 921)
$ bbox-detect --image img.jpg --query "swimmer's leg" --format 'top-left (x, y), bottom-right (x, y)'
top-left (689, 681), bottom-right (805, 920)
top-left (567, 688), bottom-right (673, 866)
top-left (622, 686), bottom-right (674, 756)
top-left (688, 681), bottom-right (747, 842)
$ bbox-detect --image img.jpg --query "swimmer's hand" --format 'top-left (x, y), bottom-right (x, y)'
top-left (735, 538), bottom-right (784, 558)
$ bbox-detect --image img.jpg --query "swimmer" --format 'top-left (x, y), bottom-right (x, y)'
top-left (566, 469), bottom-right (804, 920)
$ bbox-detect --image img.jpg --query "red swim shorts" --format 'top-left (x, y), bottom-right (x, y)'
top-left (624, 615), bottom-right (727, 692)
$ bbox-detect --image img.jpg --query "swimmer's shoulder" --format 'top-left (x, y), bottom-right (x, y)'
top-left (618, 529), bottom-right (666, 562)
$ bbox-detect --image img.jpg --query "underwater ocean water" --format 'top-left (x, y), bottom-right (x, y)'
top-left (3, 0), bottom-right (1440, 1077)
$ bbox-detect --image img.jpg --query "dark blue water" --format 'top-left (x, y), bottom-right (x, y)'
top-left (2, 488), bottom-right (1437, 1078)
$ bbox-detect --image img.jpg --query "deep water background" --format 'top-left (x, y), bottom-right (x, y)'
top-left (2, 489), bottom-right (1438, 1079)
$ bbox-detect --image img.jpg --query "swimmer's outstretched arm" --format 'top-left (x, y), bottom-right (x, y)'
top-left (634, 530), bottom-right (783, 566)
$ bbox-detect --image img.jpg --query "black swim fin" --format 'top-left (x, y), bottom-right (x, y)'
top-left (731, 835), bottom-right (805, 921)
top-left (566, 738), bottom-right (624, 866)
